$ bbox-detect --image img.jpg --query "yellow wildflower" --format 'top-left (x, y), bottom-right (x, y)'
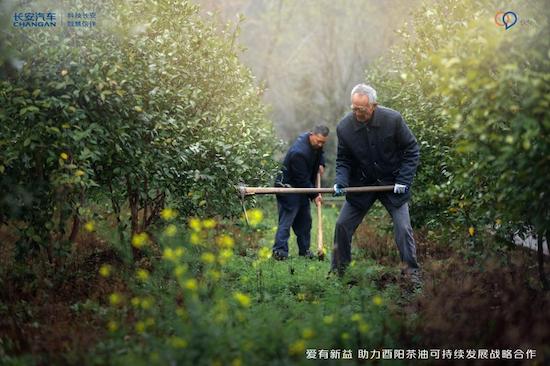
top-left (218, 249), bottom-right (233, 264)
top-left (231, 358), bottom-right (242, 366)
top-left (163, 248), bottom-right (176, 261)
top-left (248, 208), bottom-right (263, 226)
top-left (184, 278), bottom-right (198, 291)
top-left (145, 317), bottom-right (155, 327)
top-left (109, 292), bottom-right (123, 306)
top-left (358, 322), bottom-right (369, 334)
top-left (468, 226), bottom-right (475, 236)
top-left (233, 292), bottom-right (251, 308)
top-left (323, 315), bottom-right (334, 325)
top-left (136, 268), bottom-right (149, 281)
top-left (188, 217), bottom-right (202, 232)
top-left (141, 297), bottom-right (153, 310)
top-left (258, 247), bottom-right (271, 260)
top-left (201, 252), bottom-right (216, 264)
top-left (174, 247), bottom-right (184, 258)
top-left (135, 321), bottom-right (146, 334)
top-left (288, 339), bottom-right (306, 356)
top-left (160, 207), bottom-right (178, 221)
top-left (173, 265), bottom-right (187, 277)
top-left (60, 152), bottom-right (69, 160)
top-left (164, 224), bottom-right (177, 237)
top-left (107, 320), bottom-right (118, 332)
top-left (351, 313), bottom-right (362, 322)
top-left (75, 170), bottom-right (85, 177)
top-left (131, 297), bottom-right (141, 308)
top-left (132, 232), bottom-right (149, 248)
top-left (373, 295), bottom-right (383, 306)
top-left (99, 264), bottom-right (111, 277)
top-left (169, 336), bottom-right (188, 349)
top-left (190, 232), bottom-right (201, 245)
top-left (84, 221), bottom-right (95, 232)
top-left (207, 269), bottom-right (221, 281)
top-left (216, 234), bottom-right (234, 249)
top-left (302, 328), bottom-right (315, 339)
top-left (202, 218), bottom-right (216, 229)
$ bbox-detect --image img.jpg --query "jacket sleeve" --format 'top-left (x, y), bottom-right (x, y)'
top-left (395, 116), bottom-right (420, 187)
top-left (320, 150), bottom-right (326, 167)
top-left (288, 153), bottom-right (315, 189)
top-left (335, 127), bottom-right (352, 187)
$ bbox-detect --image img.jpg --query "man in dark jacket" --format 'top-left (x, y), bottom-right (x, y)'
top-left (331, 84), bottom-right (421, 279)
top-left (272, 125), bottom-right (329, 260)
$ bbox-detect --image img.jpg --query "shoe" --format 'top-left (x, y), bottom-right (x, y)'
top-left (299, 250), bottom-right (315, 259)
top-left (272, 250), bottom-right (288, 261)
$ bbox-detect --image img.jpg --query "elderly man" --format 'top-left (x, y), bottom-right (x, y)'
top-left (331, 84), bottom-right (421, 281)
top-left (272, 125), bottom-right (329, 260)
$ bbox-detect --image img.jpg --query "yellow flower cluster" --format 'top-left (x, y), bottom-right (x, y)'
top-left (99, 264), bottom-right (112, 277)
top-left (247, 208), bottom-right (263, 227)
top-left (109, 292), bottom-right (123, 306)
top-left (136, 268), bottom-right (149, 282)
top-left (163, 247), bottom-right (184, 262)
top-left (160, 208), bottom-right (178, 221)
top-left (216, 234), bottom-right (234, 249)
top-left (288, 339), bottom-right (306, 356)
top-left (351, 313), bottom-right (369, 334)
top-left (372, 295), bottom-right (383, 306)
top-left (168, 336), bottom-right (188, 349)
top-left (233, 291), bottom-right (251, 308)
top-left (164, 224), bottom-right (177, 237)
top-left (188, 217), bottom-right (202, 232)
top-left (84, 221), bottom-right (95, 232)
top-left (132, 232), bottom-right (149, 248)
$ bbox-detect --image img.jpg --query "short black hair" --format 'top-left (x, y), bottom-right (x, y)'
top-left (311, 125), bottom-right (330, 136)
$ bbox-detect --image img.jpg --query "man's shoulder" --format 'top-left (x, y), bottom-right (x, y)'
top-left (288, 133), bottom-right (310, 155)
top-left (376, 105), bottom-right (403, 121)
top-left (336, 112), bottom-right (354, 132)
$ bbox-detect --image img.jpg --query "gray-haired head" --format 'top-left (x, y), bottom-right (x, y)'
top-left (311, 125), bottom-right (330, 136)
top-left (350, 84), bottom-right (377, 105)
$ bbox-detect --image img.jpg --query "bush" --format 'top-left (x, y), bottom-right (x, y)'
top-left (0, 0), bottom-right (279, 261)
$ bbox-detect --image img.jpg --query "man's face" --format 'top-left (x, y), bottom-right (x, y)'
top-left (351, 93), bottom-right (375, 122)
top-left (309, 133), bottom-right (328, 149)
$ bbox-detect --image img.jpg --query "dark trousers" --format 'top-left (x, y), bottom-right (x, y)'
top-left (331, 198), bottom-right (419, 272)
top-left (272, 195), bottom-right (312, 257)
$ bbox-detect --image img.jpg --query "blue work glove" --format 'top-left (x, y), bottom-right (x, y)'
top-left (333, 184), bottom-right (345, 197)
top-left (393, 184), bottom-right (408, 194)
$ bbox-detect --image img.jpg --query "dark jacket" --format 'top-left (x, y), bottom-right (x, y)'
top-left (277, 132), bottom-right (325, 203)
top-left (335, 106), bottom-right (420, 208)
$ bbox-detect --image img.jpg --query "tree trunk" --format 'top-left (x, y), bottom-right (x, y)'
top-left (142, 176), bottom-right (148, 232)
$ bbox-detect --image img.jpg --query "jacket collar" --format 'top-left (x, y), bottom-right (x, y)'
top-left (353, 107), bottom-right (381, 131)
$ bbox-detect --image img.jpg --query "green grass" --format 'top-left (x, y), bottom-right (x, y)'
top-left (79, 198), bottom-right (412, 366)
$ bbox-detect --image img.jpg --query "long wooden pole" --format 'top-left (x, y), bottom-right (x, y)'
top-left (238, 185), bottom-right (395, 196)
top-left (316, 173), bottom-right (324, 259)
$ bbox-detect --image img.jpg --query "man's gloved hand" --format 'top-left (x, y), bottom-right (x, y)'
top-left (333, 184), bottom-right (345, 197)
top-left (394, 184), bottom-right (408, 194)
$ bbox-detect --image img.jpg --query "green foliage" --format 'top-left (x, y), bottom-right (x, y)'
top-left (0, 0), bottom-right (279, 259)
top-left (92, 211), bottom-right (401, 366)
top-left (366, 0), bottom-right (550, 236)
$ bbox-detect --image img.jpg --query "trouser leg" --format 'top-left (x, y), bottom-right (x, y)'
top-left (381, 200), bottom-right (419, 269)
top-left (292, 201), bottom-right (312, 255)
top-left (331, 201), bottom-right (369, 272)
top-left (273, 198), bottom-right (299, 257)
